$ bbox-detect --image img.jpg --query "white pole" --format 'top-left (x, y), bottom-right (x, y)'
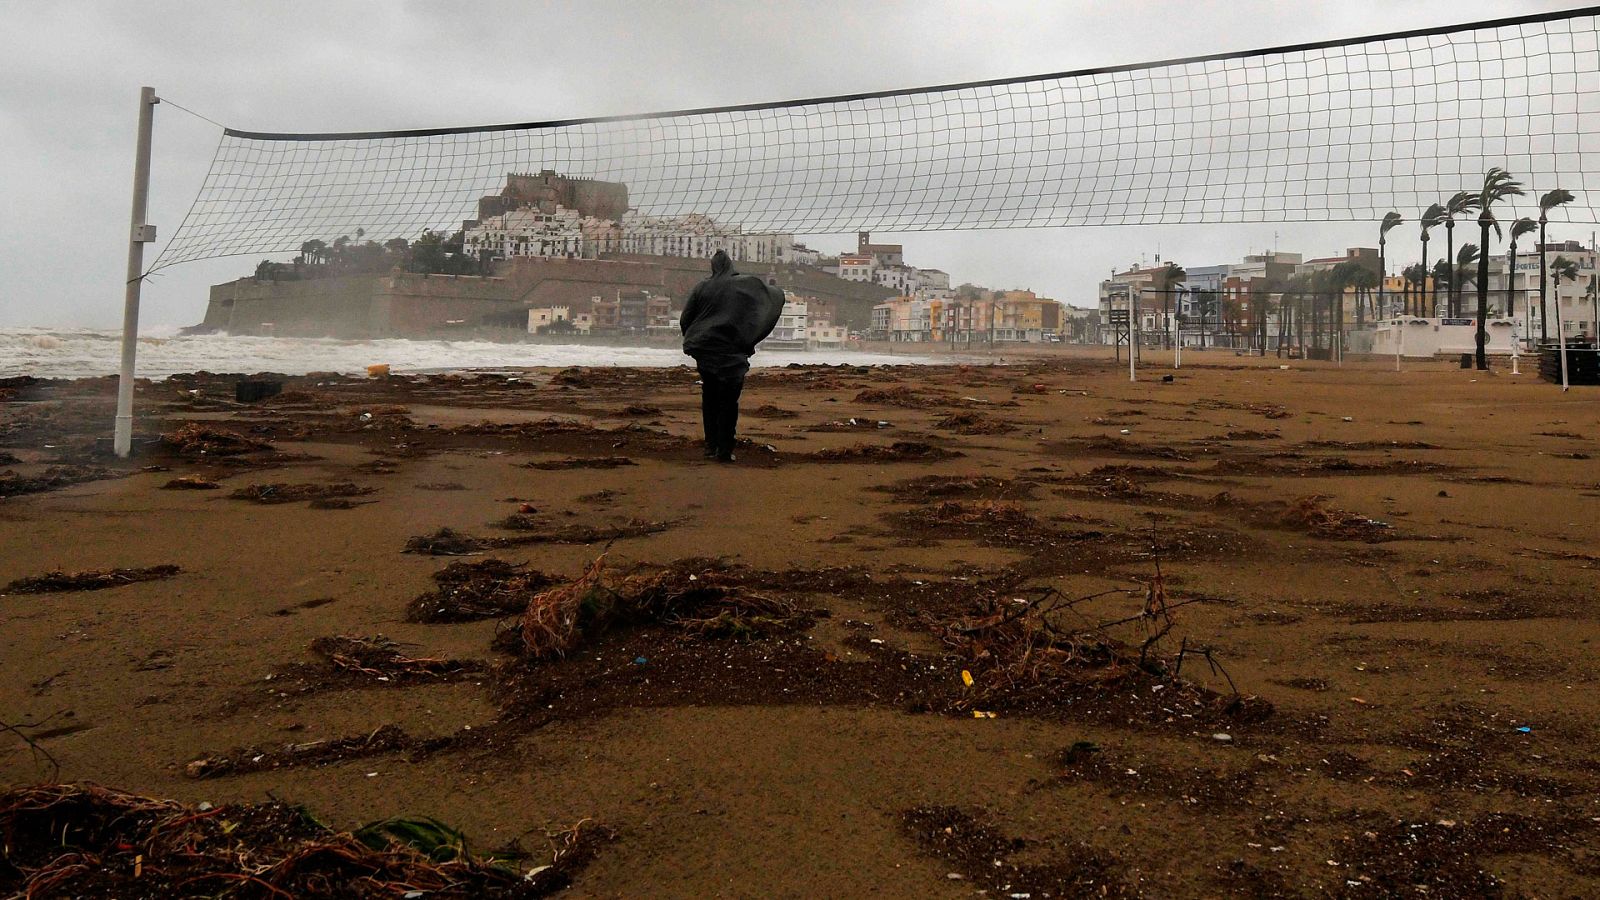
top-left (1395, 319), bottom-right (1403, 372)
top-left (1555, 276), bottom-right (1570, 392)
top-left (1173, 312), bottom-right (1181, 369)
top-left (1510, 321), bottom-right (1521, 376)
top-left (114, 86), bottom-right (158, 458)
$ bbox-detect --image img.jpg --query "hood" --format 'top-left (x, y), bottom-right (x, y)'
top-left (710, 250), bottom-right (733, 277)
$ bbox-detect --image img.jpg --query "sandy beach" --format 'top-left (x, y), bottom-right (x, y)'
top-left (3, 347), bottom-right (1599, 896)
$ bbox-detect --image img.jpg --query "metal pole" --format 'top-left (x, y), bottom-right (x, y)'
top-left (1395, 317), bottom-right (1403, 372)
top-left (1173, 311), bottom-right (1182, 369)
top-left (1555, 273), bottom-right (1570, 392)
top-left (114, 86), bottom-right (159, 458)
top-left (1129, 290), bottom-right (1138, 382)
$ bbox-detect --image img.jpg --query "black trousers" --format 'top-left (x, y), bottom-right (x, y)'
top-left (697, 365), bottom-right (746, 456)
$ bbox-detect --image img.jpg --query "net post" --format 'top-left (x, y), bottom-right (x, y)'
top-left (1555, 276), bottom-right (1570, 392)
top-left (114, 86), bottom-right (158, 459)
top-left (1129, 290), bottom-right (1138, 382)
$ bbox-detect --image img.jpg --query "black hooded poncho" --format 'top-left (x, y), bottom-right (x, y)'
top-left (679, 251), bottom-right (785, 373)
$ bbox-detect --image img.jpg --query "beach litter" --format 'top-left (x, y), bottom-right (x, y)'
top-left (523, 456), bottom-right (637, 470)
top-left (229, 482), bottom-right (376, 505)
top-left (161, 475), bottom-right (221, 490)
top-left (161, 423), bottom-right (272, 456)
top-left (405, 527), bottom-right (491, 556)
top-left (514, 556), bottom-right (814, 659)
top-left (0, 782), bottom-right (606, 898)
top-left (5, 564), bottom-right (180, 594)
top-left (0, 465), bottom-right (120, 499)
top-left (811, 441), bottom-right (962, 463)
top-left (309, 635), bottom-right (486, 681)
top-left (407, 558), bottom-right (559, 623)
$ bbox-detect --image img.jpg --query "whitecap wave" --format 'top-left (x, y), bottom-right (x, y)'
top-left (0, 328), bottom-right (943, 379)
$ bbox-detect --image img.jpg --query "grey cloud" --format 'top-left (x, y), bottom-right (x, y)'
top-left (0, 0), bottom-right (1576, 327)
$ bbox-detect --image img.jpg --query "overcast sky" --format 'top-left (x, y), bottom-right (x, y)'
top-left (0, 0), bottom-right (1590, 328)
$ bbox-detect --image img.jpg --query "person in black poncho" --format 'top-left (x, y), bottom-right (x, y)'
top-left (680, 250), bottom-right (785, 463)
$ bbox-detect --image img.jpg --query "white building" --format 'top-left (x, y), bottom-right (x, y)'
top-left (527, 306), bottom-right (592, 334)
top-left (466, 205), bottom-right (802, 265)
top-left (615, 212), bottom-right (793, 264)
top-left (874, 265), bottom-right (914, 293)
top-left (915, 268), bottom-right (951, 296)
top-left (808, 320), bottom-right (847, 349)
top-left (1497, 242), bottom-right (1598, 341)
top-left (465, 207), bottom-right (586, 259)
top-left (788, 243), bottom-right (823, 266)
top-left (837, 254), bottom-right (876, 282)
top-left (764, 299), bottom-right (809, 349)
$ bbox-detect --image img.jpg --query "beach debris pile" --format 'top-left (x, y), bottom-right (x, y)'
top-left (161, 474), bottom-right (221, 490)
top-left (901, 805), bottom-right (1124, 897)
top-left (160, 422), bottom-right (272, 456)
top-left (309, 634), bottom-right (486, 681)
top-left (515, 556), bottom-right (814, 659)
top-left (404, 527), bottom-right (496, 556)
top-left (0, 782), bottom-right (606, 898)
top-left (408, 559), bottom-right (559, 623)
top-left (882, 474), bottom-right (1035, 502)
top-left (229, 482), bottom-right (376, 505)
top-left (0, 464), bottom-right (120, 500)
top-left (852, 385), bottom-right (924, 407)
top-left (934, 412), bottom-right (1017, 435)
top-left (183, 723), bottom-right (436, 779)
top-left (811, 441), bottom-right (962, 463)
top-left (1279, 494), bottom-right (1395, 542)
top-left (492, 514), bottom-right (671, 544)
top-left (523, 456), bottom-right (637, 470)
top-left (4, 564), bottom-right (180, 594)
top-left (933, 575), bottom-right (1265, 721)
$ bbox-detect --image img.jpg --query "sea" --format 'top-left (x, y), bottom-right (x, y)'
top-left (0, 327), bottom-right (941, 380)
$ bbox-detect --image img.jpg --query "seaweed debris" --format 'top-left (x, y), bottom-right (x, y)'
top-left (161, 423), bottom-right (273, 456)
top-left (229, 482), bottom-right (376, 505)
top-left (5, 565), bottom-right (180, 594)
top-left (408, 559), bottom-right (559, 623)
top-left (0, 782), bottom-right (607, 898)
top-left (810, 441), bottom-right (962, 463)
top-left (515, 557), bottom-right (814, 659)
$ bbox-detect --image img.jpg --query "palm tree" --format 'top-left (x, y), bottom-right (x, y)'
top-left (1379, 212), bottom-right (1403, 319)
top-left (1505, 217), bottom-right (1536, 319)
top-left (1419, 203), bottom-right (1446, 316)
top-left (1158, 262), bottom-right (1186, 349)
top-left (1401, 262), bottom-right (1426, 315)
top-left (1432, 259), bottom-right (1453, 308)
top-left (1348, 265), bottom-right (1379, 327)
top-left (1537, 189), bottom-right (1576, 342)
top-left (1444, 190), bottom-right (1482, 317)
top-left (303, 239), bottom-right (328, 265)
top-left (1473, 168), bottom-right (1525, 369)
top-left (1550, 255), bottom-right (1580, 330)
top-left (1550, 256), bottom-right (1581, 384)
top-left (1455, 243), bottom-right (1480, 295)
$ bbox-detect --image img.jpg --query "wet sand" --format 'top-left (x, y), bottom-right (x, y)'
top-left (2, 349), bottom-right (1598, 896)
